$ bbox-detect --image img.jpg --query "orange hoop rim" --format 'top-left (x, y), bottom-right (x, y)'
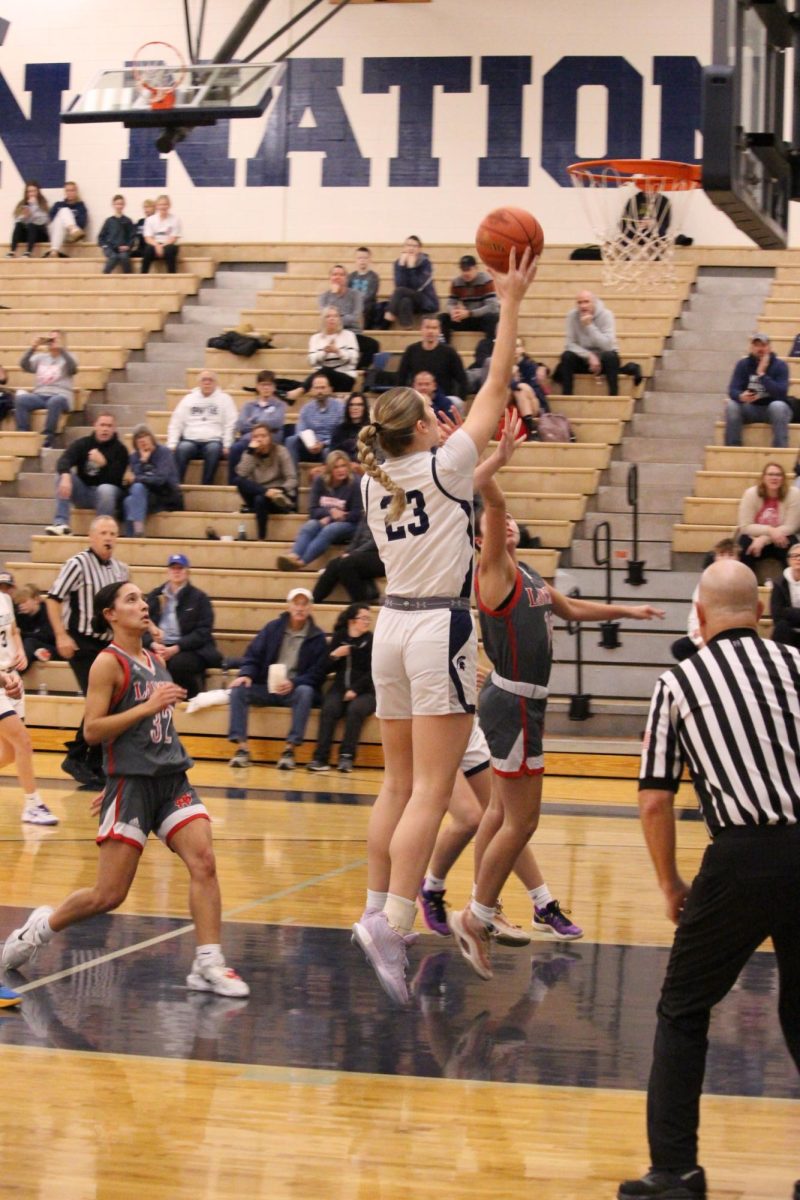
top-left (131, 41), bottom-right (187, 96)
top-left (567, 158), bottom-right (702, 192)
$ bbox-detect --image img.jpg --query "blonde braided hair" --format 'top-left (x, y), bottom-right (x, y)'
top-left (358, 387), bottom-right (426, 524)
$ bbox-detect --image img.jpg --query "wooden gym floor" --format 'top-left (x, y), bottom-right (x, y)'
top-left (0, 752), bottom-right (797, 1199)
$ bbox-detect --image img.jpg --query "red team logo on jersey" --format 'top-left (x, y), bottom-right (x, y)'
top-left (175, 792), bottom-right (193, 808)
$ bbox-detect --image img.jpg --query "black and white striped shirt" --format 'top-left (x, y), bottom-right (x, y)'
top-left (48, 550), bottom-right (129, 641)
top-left (640, 628), bottom-right (800, 831)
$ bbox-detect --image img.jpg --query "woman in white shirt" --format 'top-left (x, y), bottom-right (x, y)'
top-left (141, 194), bottom-right (181, 274)
top-left (350, 248), bottom-right (538, 1005)
top-left (305, 308), bottom-right (359, 394)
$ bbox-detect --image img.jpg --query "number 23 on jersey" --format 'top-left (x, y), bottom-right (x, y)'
top-left (380, 490), bottom-right (430, 542)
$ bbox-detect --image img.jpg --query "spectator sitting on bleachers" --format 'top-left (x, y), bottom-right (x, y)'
top-left (14, 582), bottom-right (58, 668)
top-left (411, 369), bottom-right (458, 419)
top-left (167, 370), bottom-right (238, 484)
top-left (439, 254), bottom-right (499, 345)
top-left (348, 247), bottom-right (380, 329)
top-left (145, 554), bottom-right (223, 698)
top-left (46, 181), bottom-right (88, 259)
top-left (141, 194), bottom-right (180, 275)
top-left (227, 586), bottom-right (328, 771)
top-left (736, 460), bottom-right (800, 577)
top-left (724, 332), bottom-right (791, 449)
top-left (130, 198), bottom-right (155, 261)
top-left (385, 235), bottom-right (438, 328)
top-left (45, 411), bottom-right (128, 536)
top-left (554, 290), bottom-right (620, 396)
top-left (770, 541), bottom-right (800, 650)
top-left (307, 603), bottom-right (376, 773)
top-left (122, 424), bottom-right (183, 537)
top-left (7, 182), bottom-right (49, 258)
top-left (329, 393), bottom-right (370, 461)
top-left (284, 374), bottom-right (344, 466)
top-left (0, 364), bottom-right (15, 423)
top-left (319, 263), bottom-right (363, 331)
top-left (278, 450), bottom-right (362, 570)
top-left (396, 316), bottom-right (467, 399)
top-left (235, 422), bottom-right (297, 541)
top-left (14, 330), bottom-right (78, 448)
top-left (671, 538), bottom-right (739, 661)
top-left (97, 194), bottom-right (136, 275)
top-left (228, 369), bottom-right (288, 481)
top-left (304, 307), bottom-right (359, 394)
top-left (312, 511), bottom-right (384, 604)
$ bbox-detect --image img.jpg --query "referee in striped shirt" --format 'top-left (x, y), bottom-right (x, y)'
top-left (620, 559), bottom-right (800, 1200)
top-left (45, 516), bottom-right (128, 788)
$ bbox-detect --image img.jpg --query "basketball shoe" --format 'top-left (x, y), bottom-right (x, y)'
top-left (533, 899), bottom-right (584, 940)
top-left (417, 885), bottom-right (450, 936)
top-left (351, 910), bottom-right (414, 1006)
top-left (617, 1167), bottom-right (706, 1198)
top-left (491, 901), bottom-right (531, 946)
top-left (1, 905), bottom-right (54, 970)
top-left (186, 952), bottom-right (249, 998)
top-left (449, 909), bottom-right (493, 980)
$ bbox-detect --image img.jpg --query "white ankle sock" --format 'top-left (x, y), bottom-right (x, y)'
top-left (24, 792), bottom-right (41, 807)
top-left (469, 899), bottom-right (495, 927)
top-left (383, 893), bottom-right (416, 934)
top-left (366, 889), bottom-right (388, 912)
top-left (423, 873), bottom-right (446, 892)
top-left (196, 943), bottom-right (222, 962)
top-left (529, 884), bottom-right (553, 909)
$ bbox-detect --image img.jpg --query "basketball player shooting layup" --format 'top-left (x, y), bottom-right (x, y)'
top-left (351, 247), bottom-right (538, 1006)
top-left (2, 581), bottom-right (248, 999)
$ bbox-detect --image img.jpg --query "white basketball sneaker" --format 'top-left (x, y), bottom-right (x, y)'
top-left (186, 952), bottom-right (250, 998)
top-left (2, 905), bottom-right (54, 970)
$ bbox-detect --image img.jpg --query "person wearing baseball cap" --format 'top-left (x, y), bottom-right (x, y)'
top-left (0, 570), bottom-right (14, 592)
top-left (725, 332), bottom-right (791, 448)
top-left (144, 554), bottom-right (222, 698)
top-left (227, 586), bottom-right (327, 772)
top-left (439, 253), bottom-right (500, 345)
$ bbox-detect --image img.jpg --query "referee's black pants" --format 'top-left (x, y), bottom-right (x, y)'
top-left (647, 824), bottom-right (800, 1170)
top-left (64, 634), bottom-right (107, 774)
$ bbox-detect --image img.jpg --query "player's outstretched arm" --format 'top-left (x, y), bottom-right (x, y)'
top-left (462, 249), bottom-right (538, 456)
top-left (549, 588), bottom-right (665, 623)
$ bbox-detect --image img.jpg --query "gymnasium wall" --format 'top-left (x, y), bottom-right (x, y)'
top-left (0, 0), bottom-right (783, 248)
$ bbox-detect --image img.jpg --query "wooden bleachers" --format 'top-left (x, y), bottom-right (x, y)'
top-left (0, 239), bottom-right (704, 755)
top-left (673, 446), bottom-right (799, 554)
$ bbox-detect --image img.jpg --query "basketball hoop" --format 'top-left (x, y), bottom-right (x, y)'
top-left (567, 159), bottom-right (702, 290)
top-left (131, 41), bottom-right (187, 111)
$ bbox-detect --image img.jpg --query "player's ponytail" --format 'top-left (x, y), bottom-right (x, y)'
top-left (91, 581), bottom-right (127, 636)
top-left (358, 387), bottom-right (427, 524)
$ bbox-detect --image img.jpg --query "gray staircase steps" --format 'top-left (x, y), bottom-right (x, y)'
top-left (556, 565), bottom-right (699, 599)
top-left (549, 661), bottom-right (665, 698)
top-left (619, 437), bottom-right (707, 464)
top-left (641, 392), bottom-right (722, 417)
top-left (580, 511), bottom-right (678, 541)
top-left (607, 461), bottom-right (699, 489)
top-left (569, 537), bottom-right (674, 570)
top-left (596, 484), bottom-right (687, 513)
top-left (630, 413), bottom-right (714, 438)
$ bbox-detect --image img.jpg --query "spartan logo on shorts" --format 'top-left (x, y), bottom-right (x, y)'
top-left (175, 792), bottom-right (194, 808)
top-left (456, 655), bottom-right (467, 671)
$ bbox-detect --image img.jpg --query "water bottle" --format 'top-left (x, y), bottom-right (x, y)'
top-left (37, 680), bottom-right (48, 696)
top-left (236, 522), bottom-right (247, 542)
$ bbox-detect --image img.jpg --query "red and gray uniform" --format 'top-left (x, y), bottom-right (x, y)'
top-left (476, 562), bottom-right (553, 777)
top-left (96, 644), bottom-right (207, 851)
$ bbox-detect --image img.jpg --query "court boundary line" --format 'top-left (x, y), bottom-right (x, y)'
top-left (9, 855), bottom-right (366, 995)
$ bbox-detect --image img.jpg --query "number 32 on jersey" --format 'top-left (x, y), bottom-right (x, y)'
top-left (380, 490), bottom-right (430, 541)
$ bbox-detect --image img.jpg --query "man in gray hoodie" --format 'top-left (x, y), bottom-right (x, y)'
top-left (555, 290), bottom-right (620, 395)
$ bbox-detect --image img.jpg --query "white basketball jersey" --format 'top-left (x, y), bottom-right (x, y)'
top-left (0, 592), bottom-right (16, 671)
top-left (363, 427), bottom-right (478, 599)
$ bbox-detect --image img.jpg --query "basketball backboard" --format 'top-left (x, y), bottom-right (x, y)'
top-left (702, 0), bottom-right (798, 248)
top-left (61, 61), bottom-right (284, 129)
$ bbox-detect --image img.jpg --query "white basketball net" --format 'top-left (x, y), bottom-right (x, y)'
top-left (568, 162), bottom-right (699, 290)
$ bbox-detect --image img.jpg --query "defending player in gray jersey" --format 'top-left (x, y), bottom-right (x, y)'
top-left (2, 580), bottom-right (249, 999)
top-left (449, 449), bottom-right (664, 981)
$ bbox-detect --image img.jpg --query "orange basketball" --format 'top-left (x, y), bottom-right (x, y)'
top-left (475, 207), bottom-right (544, 272)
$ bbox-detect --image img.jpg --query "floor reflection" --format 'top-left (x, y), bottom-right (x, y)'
top-left (0, 910), bottom-right (795, 1099)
